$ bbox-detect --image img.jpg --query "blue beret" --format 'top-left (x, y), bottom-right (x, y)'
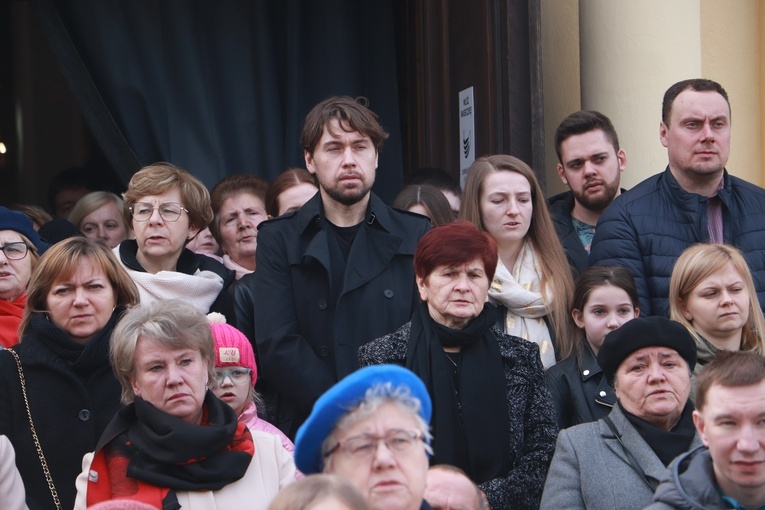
top-left (0, 207), bottom-right (49, 254)
top-left (294, 364), bottom-right (432, 474)
top-left (597, 316), bottom-right (697, 384)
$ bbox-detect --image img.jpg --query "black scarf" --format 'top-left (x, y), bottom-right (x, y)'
top-left (30, 307), bottom-right (124, 375)
top-left (620, 400), bottom-right (696, 466)
top-left (121, 391), bottom-right (253, 491)
top-left (406, 301), bottom-right (511, 484)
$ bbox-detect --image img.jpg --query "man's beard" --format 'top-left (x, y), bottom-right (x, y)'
top-left (323, 182), bottom-right (372, 206)
top-left (573, 178), bottom-right (620, 213)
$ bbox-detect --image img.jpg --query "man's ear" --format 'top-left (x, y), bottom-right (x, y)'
top-left (557, 164), bottom-right (569, 186)
top-left (617, 149), bottom-right (627, 172)
top-left (659, 122), bottom-right (670, 148)
top-left (692, 410), bottom-right (710, 447)
top-left (305, 150), bottom-right (316, 175)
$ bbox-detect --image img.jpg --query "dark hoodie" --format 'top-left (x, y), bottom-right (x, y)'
top-left (646, 446), bottom-right (731, 510)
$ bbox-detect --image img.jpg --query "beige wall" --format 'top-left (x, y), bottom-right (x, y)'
top-left (700, 0), bottom-right (763, 186)
top-left (541, 0), bottom-right (764, 195)
top-left (541, 0), bottom-right (580, 196)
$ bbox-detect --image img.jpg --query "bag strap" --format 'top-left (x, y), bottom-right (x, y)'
top-left (5, 348), bottom-right (62, 510)
top-left (603, 415), bottom-right (658, 492)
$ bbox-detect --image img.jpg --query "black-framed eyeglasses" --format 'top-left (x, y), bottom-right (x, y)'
top-left (323, 429), bottom-right (423, 460)
top-left (0, 242), bottom-right (30, 260)
top-left (213, 368), bottom-right (252, 384)
top-left (129, 202), bottom-right (188, 222)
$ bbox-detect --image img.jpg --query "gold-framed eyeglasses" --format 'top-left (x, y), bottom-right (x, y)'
top-left (129, 202), bottom-right (188, 222)
top-left (324, 429), bottom-right (423, 460)
top-left (0, 242), bottom-right (30, 260)
top-left (213, 368), bottom-right (252, 384)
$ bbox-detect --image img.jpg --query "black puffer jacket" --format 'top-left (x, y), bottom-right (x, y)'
top-left (590, 168), bottom-right (765, 317)
top-left (646, 447), bottom-right (728, 509)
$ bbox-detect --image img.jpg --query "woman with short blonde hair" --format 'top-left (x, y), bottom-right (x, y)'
top-left (69, 191), bottom-right (129, 248)
top-left (670, 243), bottom-right (765, 369)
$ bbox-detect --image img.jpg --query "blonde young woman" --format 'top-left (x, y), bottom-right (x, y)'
top-left (669, 243), bottom-right (765, 373)
top-left (69, 191), bottom-right (130, 248)
top-left (460, 155), bottom-right (573, 368)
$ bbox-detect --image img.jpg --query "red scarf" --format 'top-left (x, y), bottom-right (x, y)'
top-left (0, 294), bottom-right (25, 348)
top-left (87, 403), bottom-right (255, 508)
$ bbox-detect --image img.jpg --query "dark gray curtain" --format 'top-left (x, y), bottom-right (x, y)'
top-left (34, 0), bottom-right (403, 201)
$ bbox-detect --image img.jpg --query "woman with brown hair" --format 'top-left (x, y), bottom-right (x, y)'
top-left (0, 237), bottom-right (139, 510)
top-left (460, 155), bottom-right (573, 368)
top-left (209, 173), bottom-right (269, 279)
top-left (393, 184), bottom-right (453, 227)
top-left (264, 168), bottom-right (318, 218)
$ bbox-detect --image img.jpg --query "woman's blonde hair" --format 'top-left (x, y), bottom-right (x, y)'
top-left (110, 300), bottom-right (216, 404)
top-left (20, 237), bottom-right (139, 339)
top-left (69, 191), bottom-right (128, 233)
top-left (123, 162), bottom-right (213, 231)
top-left (670, 243), bottom-right (765, 354)
top-left (459, 154), bottom-right (573, 350)
top-left (268, 474), bottom-right (371, 510)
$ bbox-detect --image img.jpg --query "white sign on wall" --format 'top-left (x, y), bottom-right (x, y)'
top-left (458, 86), bottom-right (475, 189)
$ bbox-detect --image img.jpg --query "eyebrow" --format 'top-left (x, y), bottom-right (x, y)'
top-left (566, 152), bottom-right (609, 165)
top-left (587, 301), bottom-right (633, 308)
top-left (630, 351), bottom-right (679, 362)
top-left (322, 136), bottom-right (369, 147)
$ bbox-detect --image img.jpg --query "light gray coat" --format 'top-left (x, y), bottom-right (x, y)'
top-left (540, 405), bottom-right (702, 510)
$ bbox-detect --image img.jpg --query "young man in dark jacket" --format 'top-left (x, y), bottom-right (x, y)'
top-left (245, 96), bottom-right (430, 438)
top-left (548, 110), bottom-right (626, 277)
top-left (648, 351), bottom-right (765, 509)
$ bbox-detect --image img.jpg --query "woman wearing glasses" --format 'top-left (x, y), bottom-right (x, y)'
top-left (0, 237), bottom-right (139, 510)
top-left (208, 313), bottom-right (295, 455)
top-left (117, 163), bottom-right (237, 319)
top-left (0, 207), bottom-right (48, 347)
top-left (74, 300), bottom-right (296, 509)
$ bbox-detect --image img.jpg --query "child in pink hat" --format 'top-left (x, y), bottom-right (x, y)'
top-left (208, 313), bottom-right (295, 455)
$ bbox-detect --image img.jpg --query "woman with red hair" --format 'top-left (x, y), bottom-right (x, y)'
top-left (359, 221), bottom-right (557, 510)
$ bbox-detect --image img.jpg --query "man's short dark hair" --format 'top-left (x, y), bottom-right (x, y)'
top-left (554, 111), bottom-right (620, 164)
top-left (300, 96), bottom-right (389, 156)
top-left (662, 78), bottom-right (730, 126)
top-left (696, 350), bottom-right (765, 411)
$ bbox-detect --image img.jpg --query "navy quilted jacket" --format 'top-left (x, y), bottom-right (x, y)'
top-left (589, 167), bottom-right (765, 317)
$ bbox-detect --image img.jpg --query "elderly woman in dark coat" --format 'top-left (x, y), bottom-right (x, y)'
top-left (359, 221), bottom-right (557, 509)
top-left (540, 316), bottom-right (703, 510)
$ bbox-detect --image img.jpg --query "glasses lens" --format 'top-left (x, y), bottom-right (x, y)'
top-left (3, 242), bottom-right (28, 260)
top-left (340, 430), bottom-right (419, 458)
top-left (345, 437), bottom-right (377, 457)
top-left (159, 203), bottom-right (182, 221)
top-left (214, 368), bottom-right (250, 383)
top-left (130, 203), bottom-right (184, 222)
top-left (131, 203), bottom-right (152, 221)
top-left (386, 431), bottom-right (417, 452)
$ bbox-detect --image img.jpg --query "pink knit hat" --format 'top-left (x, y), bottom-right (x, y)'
top-left (207, 313), bottom-right (257, 387)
